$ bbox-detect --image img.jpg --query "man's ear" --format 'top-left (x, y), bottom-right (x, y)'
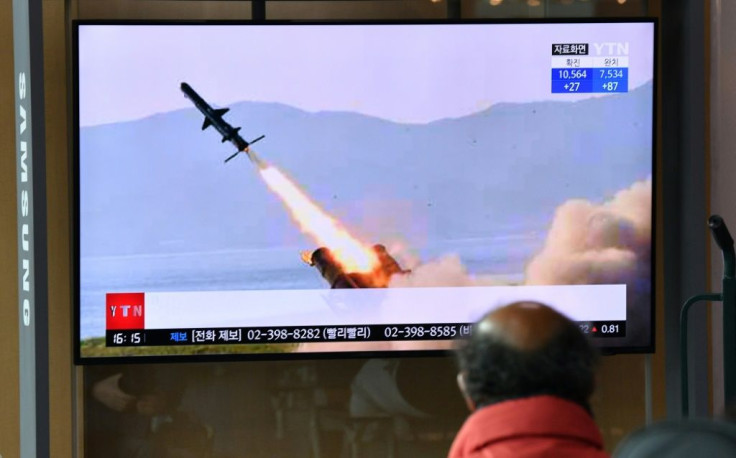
top-left (457, 372), bottom-right (476, 412)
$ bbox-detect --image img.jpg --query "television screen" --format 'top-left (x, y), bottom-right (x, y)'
top-left (74, 20), bottom-right (656, 362)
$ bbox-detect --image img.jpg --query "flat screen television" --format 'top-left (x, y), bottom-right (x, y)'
top-left (74, 19), bottom-right (656, 363)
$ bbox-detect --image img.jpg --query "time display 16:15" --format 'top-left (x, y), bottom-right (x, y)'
top-left (111, 331), bottom-right (142, 345)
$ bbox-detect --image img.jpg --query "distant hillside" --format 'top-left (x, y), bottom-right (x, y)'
top-left (79, 82), bottom-right (653, 256)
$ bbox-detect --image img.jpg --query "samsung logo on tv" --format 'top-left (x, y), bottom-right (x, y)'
top-left (17, 71), bottom-right (31, 327)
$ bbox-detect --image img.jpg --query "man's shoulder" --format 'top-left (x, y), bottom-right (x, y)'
top-left (455, 441), bottom-right (610, 458)
top-left (448, 395), bottom-right (609, 458)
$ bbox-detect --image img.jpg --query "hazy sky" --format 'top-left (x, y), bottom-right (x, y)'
top-left (78, 22), bottom-right (654, 126)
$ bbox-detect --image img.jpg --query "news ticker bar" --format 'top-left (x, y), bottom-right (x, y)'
top-left (106, 321), bottom-right (626, 347)
top-left (106, 284), bottom-right (627, 332)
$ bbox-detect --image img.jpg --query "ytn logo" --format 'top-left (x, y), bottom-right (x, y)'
top-left (592, 42), bottom-right (629, 56)
top-left (106, 293), bottom-right (145, 330)
top-left (109, 304), bottom-right (143, 318)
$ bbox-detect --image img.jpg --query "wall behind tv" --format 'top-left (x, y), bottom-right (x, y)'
top-left (1, 1), bottom-right (20, 456)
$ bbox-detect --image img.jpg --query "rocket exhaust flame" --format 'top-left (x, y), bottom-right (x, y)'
top-left (246, 149), bottom-right (267, 169)
top-left (258, 165), bottom-right (379, 273)
top-left (303, 244), bottom-right (407, 288)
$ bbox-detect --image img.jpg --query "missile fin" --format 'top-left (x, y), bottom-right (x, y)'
top-left (249, 135), bottom-right (265, 145)
top-left (202, 118), bottom-right (212, 130)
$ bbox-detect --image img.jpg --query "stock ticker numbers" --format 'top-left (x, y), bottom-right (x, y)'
top-left (577, 321), bottom-right (626, 338)
top-left (551, 42), bottom-right (629, 94)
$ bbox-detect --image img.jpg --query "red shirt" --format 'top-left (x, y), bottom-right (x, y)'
top-left (448, 395), bottom-right (609, 458)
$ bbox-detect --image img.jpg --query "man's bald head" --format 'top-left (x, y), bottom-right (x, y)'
top-left (457, 302), bottom-right (598, 411)
top-left (476, 301), bottom-right (573, 352)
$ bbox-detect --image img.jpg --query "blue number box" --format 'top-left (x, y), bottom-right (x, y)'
top-left (592, 67), bottom-right (628, 93)
top-left (551, 80), bottom-right (592, 93)
top-left (551, 68), bottom-right (593, 81)
top-left (551, 68), bottom-right (592, 93)
top-left (551, 67), bottom-right (628, 94)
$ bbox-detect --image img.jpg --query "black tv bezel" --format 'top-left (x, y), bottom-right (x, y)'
top-left (72, 18), bottom-right (658, 365)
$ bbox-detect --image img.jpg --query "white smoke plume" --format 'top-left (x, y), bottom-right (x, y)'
top-left (525, 177), bottom-right (651, 286)
top-left (523, 177), bottom-right (652, 343)
top-left (390, 255), bottom-right (475, 288)
top-left (384, 177), bottom-right (651, 290)
top-left (388, 254), bottom-right (511, 288)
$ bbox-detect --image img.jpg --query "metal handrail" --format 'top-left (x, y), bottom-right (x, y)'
top-left (680, 215), bottom-right (736, 416)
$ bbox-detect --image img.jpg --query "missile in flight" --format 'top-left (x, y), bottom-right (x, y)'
top-left (180, 82), bottom-right (265, 163)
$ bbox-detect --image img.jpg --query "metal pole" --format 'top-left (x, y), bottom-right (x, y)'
top-left (681, 293), bottom-right (722, 416)
top-left (722, 276), bottom-right (736, 405)
top-left (709, 215), bottom-right (736, 406)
